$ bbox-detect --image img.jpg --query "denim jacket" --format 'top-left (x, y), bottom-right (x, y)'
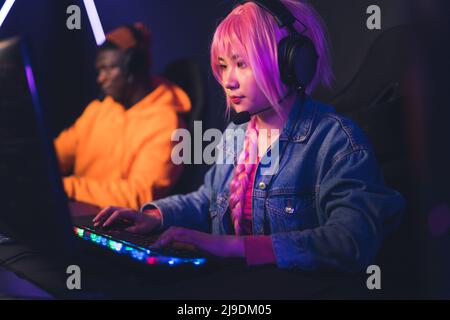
top-left (142, 95), bottom-right (405, 273)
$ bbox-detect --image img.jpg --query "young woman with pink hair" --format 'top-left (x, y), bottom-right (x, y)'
top-left (93, 0), bottom-right (404, 272)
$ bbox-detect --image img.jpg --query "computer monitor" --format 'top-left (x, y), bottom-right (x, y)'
top-left (0, 37), bottom-right (208, 269)
top-left (0, 36), bottom-right (75, 254)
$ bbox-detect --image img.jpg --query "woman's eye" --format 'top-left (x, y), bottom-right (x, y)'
top-left (237, 61), bottom-right (247, 68)
top-left (219, 64), bottom-right (227, 70)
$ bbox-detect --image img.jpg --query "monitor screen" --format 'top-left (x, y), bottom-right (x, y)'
top-left (0, 37), bottom-right (75, 254)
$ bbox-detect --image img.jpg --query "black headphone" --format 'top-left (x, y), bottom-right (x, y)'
top-left (120, 24), bottom-right (149, 78)
top-left (239, 0), bottom-right (318, 92)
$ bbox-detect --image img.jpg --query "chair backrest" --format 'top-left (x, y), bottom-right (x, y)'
top-left (163, 58), bottom-right (207, 134)
top-left (163, 58), bottom-right (209, 195)
top-left (331, 26), bottom-right (413, 169)
top-left (326, 25), bottom-right (418, 297)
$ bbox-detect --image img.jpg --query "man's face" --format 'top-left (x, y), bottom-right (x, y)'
top-left (95, 49), bottom-right (128, 102)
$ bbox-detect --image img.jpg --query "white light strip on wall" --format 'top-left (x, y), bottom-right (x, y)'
top-left (83, 0), bottom-right (105, 45)
top-left (0, 0), bottom-right (16, 28)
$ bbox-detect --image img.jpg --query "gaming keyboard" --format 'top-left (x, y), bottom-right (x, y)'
top-left (73, 226), bottom-right (207, 267)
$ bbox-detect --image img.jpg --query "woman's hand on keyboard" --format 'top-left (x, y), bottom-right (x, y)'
top-left (92, 206), bottom-right (162, 234)
top-left (150, 227), bottom-right (245, 258)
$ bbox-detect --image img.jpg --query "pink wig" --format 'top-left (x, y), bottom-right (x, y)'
top-left (211, 0), bottom-right (333, 119)
top-left (228, 117), bottom-right (259, 235)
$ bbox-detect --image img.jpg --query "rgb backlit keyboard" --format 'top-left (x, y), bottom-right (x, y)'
top-left (74, 226), bottom-right (206, 267)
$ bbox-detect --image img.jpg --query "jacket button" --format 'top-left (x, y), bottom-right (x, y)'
top-left (284, 206), bottom-right (295, 214)
top-left (258, 182), bottom-right (266, 190)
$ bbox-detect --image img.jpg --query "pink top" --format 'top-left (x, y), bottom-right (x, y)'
top-left (146, 158), bottom-right (277, 266)
top-left (241, 159), bottom-right (277, 266)
top-left (240, 161), bottom-right (255, 235)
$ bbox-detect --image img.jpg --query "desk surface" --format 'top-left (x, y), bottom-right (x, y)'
top-left (0, 201), bottom-right (372, 299)
top-left (0, 242), bottom-right (370, 299)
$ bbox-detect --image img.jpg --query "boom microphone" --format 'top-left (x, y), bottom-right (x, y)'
top-left (231, 90), bottom-right (295, 125)
top-left (231, 106), bottom-right (272, 125)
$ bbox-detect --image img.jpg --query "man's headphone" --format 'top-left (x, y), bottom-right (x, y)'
top-left (239, 0), bottom-right (318, 92)
top-left (120, 24), bottom-right (149, 78)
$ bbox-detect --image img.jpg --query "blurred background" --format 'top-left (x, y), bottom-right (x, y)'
top-left (0, 0), bottom-right (449, 298)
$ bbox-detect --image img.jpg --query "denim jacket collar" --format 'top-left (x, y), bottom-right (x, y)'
top-left (218, 94), bottom-right (316, 168)
top-left (234, 94), bottom-right (317, 144)
top-left (279, 94), bottom-right (316, 143)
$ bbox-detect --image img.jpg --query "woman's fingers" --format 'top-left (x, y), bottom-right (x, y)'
top-left (102, 209), bottom-right (137, 227)
top-left (171, 241), bottom-right (197, 252)
top-left (151, 232), bottom-right (170, 248)
top-left (151, 227), bottom-right (200, 249)
top-left (124, 219), bottom-right (151, 234)
top-left (151, 227), bottom-right (178, 248)
top-left (92, 206), bottom-right (117, 225)
top-left (124, 225), bottom-right (142, 233)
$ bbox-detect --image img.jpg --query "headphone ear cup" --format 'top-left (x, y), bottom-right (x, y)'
top-left (121, 48), bottom-right (147, 79)
top-left (120, 50), bottom-right (132, 76)
top-left (278, 36), bottom-right (295, 86)
top-left (278, 35), bottom-right (318, 90)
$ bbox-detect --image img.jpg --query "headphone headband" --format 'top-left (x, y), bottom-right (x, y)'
top-left (121, 25), bottom-right (149, 77)
top-left (237, 0), bottom-right (317, 91)
top-left (124, 24), bottom-right (144, 47)
top-left (240, 0), bottom-right (296, 28)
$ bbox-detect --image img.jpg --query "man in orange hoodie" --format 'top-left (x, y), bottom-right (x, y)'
top-left (55, 23), bottom-right (191, 210)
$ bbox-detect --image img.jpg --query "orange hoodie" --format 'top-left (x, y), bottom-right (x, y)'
top-left (55, 77), bottom-right (191, 209)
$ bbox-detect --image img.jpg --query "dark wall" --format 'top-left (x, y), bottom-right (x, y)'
top-left (0, 0), bottom-right (88, 134)
top-left (310, 0), bottom-right (412, 102)
top-left (0, 0), bottom-right (236, 135)
top-left (90, 0), bottom-right (237, 133)
top-left (410, 0), bottom-right (450, 298)
top-left (0, 0), bottom-right (413, 133)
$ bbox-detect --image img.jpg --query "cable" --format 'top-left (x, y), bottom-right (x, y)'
top-left (0, 251), bottom-right (39, 267)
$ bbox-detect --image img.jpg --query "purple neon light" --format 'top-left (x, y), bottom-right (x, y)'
top-left (24, 65), bottom-right (37, 95)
